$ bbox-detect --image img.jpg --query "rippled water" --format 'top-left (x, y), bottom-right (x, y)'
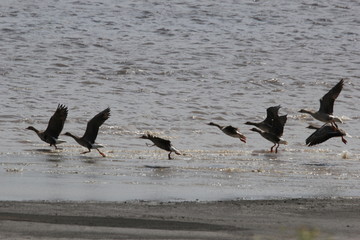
top-left (1, 0), bottom-right (359, 201)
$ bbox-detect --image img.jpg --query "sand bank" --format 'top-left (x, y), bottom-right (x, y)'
top-left (0, 198), bottom-right (359, 239)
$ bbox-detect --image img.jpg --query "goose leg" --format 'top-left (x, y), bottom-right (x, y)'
top-left (330, 121), bottom-right (339, 129)
top-left (97, 148), bottom-right (106, 157)
top-left (168, 152), bottom-right (173, 160)
top-left (341, 137), bottom-right (347, 144)
top-left (275, 143), bottom-right (280, 153)
top-left (270, 144), bottom-right (276, 153)
top-left (81, 150), bottom-right (91, 154)
top-left (239, 137), bottom-right (246, 143)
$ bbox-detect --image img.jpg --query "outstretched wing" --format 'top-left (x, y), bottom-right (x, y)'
top-left (263, 105), bottom-right (281, 125)
top-left (319, 79), bottom-right (344, 115)
top-left (82, 108), bottom-right (110, 143)
top-left (306, 125), bottom-right (344, 146)
top-left (44, 104), bottom-right (68, 138)
top-left (269, 114), bottom-right (287, 137)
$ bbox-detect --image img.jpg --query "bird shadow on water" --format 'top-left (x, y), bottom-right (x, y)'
top-left (251, 150), bottom-right (280, 160)
top-left (302, 163), bottom-right (333, 167)
top-left (80, 156), bottom-right (99, 164)
top-left (25, 148), bottom-right (66, 162)
top-left (45, 155), bottom-right (66, 163)
top-left (263, 153), bottom-right (279, 161)
top-left (23, 148), bottom-right (66, 163)
top-left (144, 165), bottom-right (171, 169)
top-left (143, 165), bottom-right (174, 179)
top-left (25, 148), bottom-right (58, 153)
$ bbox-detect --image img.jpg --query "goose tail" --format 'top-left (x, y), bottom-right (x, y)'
top-left (55, 138), bottom-right (66, 144)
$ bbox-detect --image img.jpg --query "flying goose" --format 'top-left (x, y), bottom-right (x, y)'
top-left (140, 133), bottom-right (181, 160)
top-left (299, 79), bottom-right (344, 125)
top-left (207, 122), bottom-right (246, 143)
top-left (64, 108), bottom-right (110, 157)
top-left (250, 106), bottom-right (288, 153)
top-left (26, 104), bottom-right (68, 149)
top-left (306, 123), bottom-right (347, 146)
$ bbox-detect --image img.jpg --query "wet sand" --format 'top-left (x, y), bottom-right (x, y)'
top-left (0, 198), bottom-right (359, 239)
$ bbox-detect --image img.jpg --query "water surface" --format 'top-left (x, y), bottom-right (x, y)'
top-left (1, 0), bottom-right (359, 201)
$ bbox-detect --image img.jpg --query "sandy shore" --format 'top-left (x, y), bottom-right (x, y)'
top-left (0, 198), bottom-right (359, 239)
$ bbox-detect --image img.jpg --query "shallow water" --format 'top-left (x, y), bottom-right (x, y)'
top-left (0, 0), bottom-right (359, 201)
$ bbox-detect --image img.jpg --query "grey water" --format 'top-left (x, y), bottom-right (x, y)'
top-left (0, 0), bottom-right (359, 201)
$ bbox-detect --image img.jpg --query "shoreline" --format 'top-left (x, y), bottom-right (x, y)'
top-left (0, 198), bottom-right (359, 239)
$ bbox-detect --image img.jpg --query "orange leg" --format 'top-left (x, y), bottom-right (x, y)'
top-left (97, 148), bottom-right (106, 157)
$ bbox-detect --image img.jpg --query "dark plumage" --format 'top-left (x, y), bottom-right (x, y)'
top-left (26, 104), bottom-right (68, 149)
top-left (299, 79), bottom-right (344, 124)
top-left (245, 105), bottom-right (282, 133)
top-left (306, 124), bottom-right (347, 146)
top-left (249, 105), bottom-right (288, 153)
top-left (64, 108), bottom-right (110, 157)
top-left (270, 113), bottom-right (287, 138)
top-left (207, 122), bottom-right (246, 143)
top-left (140, 133), bottom-right (181, 160)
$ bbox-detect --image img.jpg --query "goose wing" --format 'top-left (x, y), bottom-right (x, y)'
top-left (82, 108), bottom-right (110, 143)
top-left (319, 79), bottom-right (344, 115)
top-left (44, 104), bottom-right (68, 138)
top-left (223, 125), bottom-right (238, 135)
top-left (269, 114), bottom-right (287, 137)
top-left (306, 125), bottom-right (344, 146)
top-left (150, 137), bottom-right (172, 151)
top-left (263, 105), bottom-right (281, 125)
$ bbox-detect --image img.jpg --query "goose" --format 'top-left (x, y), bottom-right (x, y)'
top-left (140, 133), bottom-right (181, 160)
top-left (306, 123), bottom-right (347, 146)
top-left (250, 106), bottom-right (288, 153)
top-left (299, 79), bottom-right (344, 125)
top-left (245, 105), bottom-right (282, 132)
top-left (207, 122), bottom-right (246, 143)
top-left (26, 104), bottom-right (68, 149)
top-left (250, 128), bottom-right (288, 153)
top-left (64, 108), bottom-right (110, 157)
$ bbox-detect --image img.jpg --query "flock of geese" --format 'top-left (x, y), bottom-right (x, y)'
top-left (26, 79), bottom-right (349, 159)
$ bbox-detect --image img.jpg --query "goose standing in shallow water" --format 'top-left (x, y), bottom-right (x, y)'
top-left (207, 122), bottom-right (246, 143)
top-left (306, 124), bottom-right (348, 146)
top-left (26, 104), bottom-right (68, 149)
top-left (140, 133), bottom-right (181, 160)
top-left (64, 108), bottom-right (110, 157)
top-left (249, 105), bottom-right (288, 153)
top-left (299, 79), bottom-right (344, 126)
